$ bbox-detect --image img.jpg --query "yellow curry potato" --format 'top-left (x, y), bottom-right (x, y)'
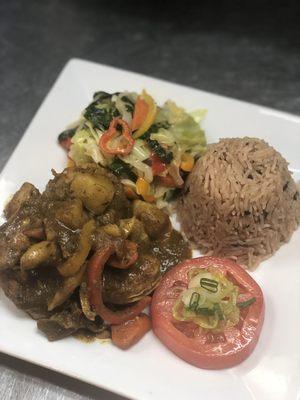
top-left (71, 172), bottom-right (115, 215)
top-left (133, 200), bottom-right (170, 239)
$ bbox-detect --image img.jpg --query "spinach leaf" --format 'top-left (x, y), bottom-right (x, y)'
top-left (141, 123), bottom-right (174, 164)
top-left (109, 159), bottom-right (137, 181)
top-left (84, 98), bottom-right (120, 130)
top-left (84, 94), bottom-right (120, 130)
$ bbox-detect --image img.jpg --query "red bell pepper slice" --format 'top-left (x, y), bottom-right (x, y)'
top-left (99, 118), bottom-right (134, 155)
top-left (87, 245), bottom-right (151, 325)
top-left (131, 97), bottom-right (149, 132)
top-left (151, 153), bottom-right (167, 175)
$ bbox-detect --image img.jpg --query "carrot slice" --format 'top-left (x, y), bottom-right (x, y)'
top-left (111, 313), bottom-right (152, 350)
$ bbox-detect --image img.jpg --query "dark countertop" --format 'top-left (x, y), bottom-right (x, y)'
top-left (0, 1), bottom-right (299, 399)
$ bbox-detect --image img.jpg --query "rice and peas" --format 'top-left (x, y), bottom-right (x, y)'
top-left (177, 137), bottom-right (300, 268)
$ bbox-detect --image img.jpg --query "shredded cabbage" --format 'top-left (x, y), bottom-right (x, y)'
top-left (121, 139), bottom-right (153, 182)
top-left (70, 127), bottom-right (109, 166)
top-left (159, 101), bottom-right (207, 156)
top-left (112, 92), bottom-right (137, 125)
top-left (150, 129), bottom-right (175, 146)
top-left (65, 91), bottom-right (207, 207)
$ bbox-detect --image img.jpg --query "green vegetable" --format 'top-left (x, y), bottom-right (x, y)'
top-left (173, 267), bottom-right (240, 332)
top-left (140, 124), bottom-right (173, 164)
top-left (84, 93), bottom-right (120, 130)
top-left (147, 138), bottom-right (173, 164)
top-left (109, 159), bottom-right (137, 181)
top-left (189, 292), bottom-right (201, 311)
top-left (121, 139), bottom-right (153, 182)
top-left (121, 95), bottom-right (135, 113)
top-left (69, 126), bottom-right (107, 166)
top-left (213, 303), bottom-right (224, 320)
top-left (156, 101), bottom-right (207, 157)
top-left (195, 307), bottom-right (216, 316)
top-left (58, 90), bottom-right (207, 208)
top-left (150, 129), bottom-right (175, 147)
top-left (93, 91), bottom-right (112, 101)
top-left (237, 297), bottom-right (256, 308)
top-left (112, 92), bottom-right (136, 124)
top-left (200, 278), bottom-right (219, 293)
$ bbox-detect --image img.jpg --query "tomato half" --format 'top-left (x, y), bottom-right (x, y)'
top-left (151, 257), bottom-right (264, 369)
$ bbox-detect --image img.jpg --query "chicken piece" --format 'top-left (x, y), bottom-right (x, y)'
top-left (20, 241), bottom-right (60, 270)
top-left (103, 254), bottom-right (161, 304)
top-left (37, 301), bottom-right (105, 341)
top-left (4, 183), bottom-right (39, 219)
top-left (55, 199), bottom-right (86, 229)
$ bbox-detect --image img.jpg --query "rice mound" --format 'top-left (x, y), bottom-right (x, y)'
top-left (177, 137), bottom-right (300, 268)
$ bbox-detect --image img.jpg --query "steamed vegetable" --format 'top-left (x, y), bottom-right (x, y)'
top-left (58, 90), bottom-right (207, 207)
top-left (132, 91), bottom-right (157, 138)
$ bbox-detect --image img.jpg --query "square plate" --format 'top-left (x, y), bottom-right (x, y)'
top-left (0, 58), bottom-right (299, 400)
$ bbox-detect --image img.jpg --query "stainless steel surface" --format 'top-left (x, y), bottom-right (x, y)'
top-left (0, 353), bottom-right (124, 400)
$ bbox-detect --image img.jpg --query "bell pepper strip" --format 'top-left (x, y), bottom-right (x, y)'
top-left (136, 178), bottom-right (155, 203)
top-left (131, 97), bottom-right (149, 132)
top-left (108, 240), bottom-right (138, 269)
top-left (111, 313), bottom-right (152, 350)
top-left (58, 220), bottom-right (95, 277)
top-left (87, 246), bottom-right (151, 325)
top-left (133, 91), bottom-right (157, 139)
top-left (48, 262), bottom-right (87, 311)
top-left (99, 118), bottom-right (134, 156)
top-left (180, 153), bottom-right (195, 172)
top-left (151, 153), bottom-right (167, 175)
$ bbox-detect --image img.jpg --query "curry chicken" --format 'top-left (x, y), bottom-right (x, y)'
top-left (0, 164), bottom-right (190, 347)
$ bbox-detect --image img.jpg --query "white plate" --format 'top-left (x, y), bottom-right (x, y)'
top-left (0, 58), bottom-right (300, 400)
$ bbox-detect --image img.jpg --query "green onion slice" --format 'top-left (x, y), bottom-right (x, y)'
top-left (237, 297), bottom-right (256, 308)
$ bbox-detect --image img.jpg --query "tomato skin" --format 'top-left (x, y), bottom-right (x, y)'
top-left (151, 257), bottom-right (264, 369)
